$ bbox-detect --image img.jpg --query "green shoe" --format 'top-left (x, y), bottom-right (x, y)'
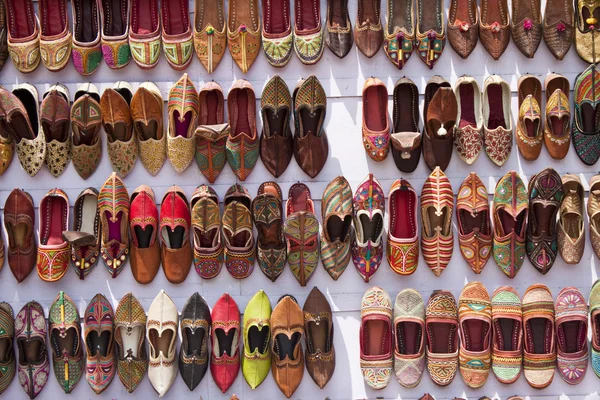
top-left (242, 290), bottom-right (272, 389)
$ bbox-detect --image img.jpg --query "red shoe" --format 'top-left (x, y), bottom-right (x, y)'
top-left (210, 293), bottom-right (240, 392)
top-left (129, 185), bottom-right (160, 284)
top-left (159, 186), bottom-right (192, 284)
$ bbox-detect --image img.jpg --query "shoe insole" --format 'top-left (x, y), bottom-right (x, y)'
top-left (497, 208), bottom-right (526, 236)
top-left (330, 0), bottom-right (347, 27)
top-left (562, 211), bottom-right (582, 239)
top-left (390, 0), bottom-right (409, 31)
top-left (495, 318), bottom-right (520, 351)
top-left (425, 205), bottom-right (450, 237)
top-left (275, 332), bottom-right (301, 360)
top-left (363, 319), bottom-right (390, 356)
top-left (359, 0), bottom-right (377, 24)
top-left (248, 325), bottom-right (270, 354)
top-left (532, 203), bottom-right (557, 237)
top-left (136, 120), bottom-right (159, 141)
top-left (230, 0), bottom-right (255, 30)
top-left (42, 0), bottom-right (67, 36)
top-left (359, 213), bottom-right (383, 242)
top-left (452, 0), bottom-right (472, 23)
top-left (18, 337), bottom-right (43, 363)
top-left (106, 210), bottom-right (123, 243)
top-left (581, 103), bottom-right (598, 133)
top-left (557, 320), bottom-right (586, 354)
top-left (265, 108), bottom-right (288, 138)
top-left (103, 0), bottom-right (126, 36)
top-left (162, 226), bottom-right (185, 249)
top-left (395, 85), bottom-right (418, 132)
top-left (527, 318), bottom-right (552, 354)
top-left (86, 331), bottom-right (111, 357)
top-left (396, 321), bottom-right (421, 355)
top-left (257, 214), bottom-right (282, 246)
top-left (0, 338), bottom-right (9, 362)
top-left (234, 90), bottom-right (251, 137)
top-left (51, 327), bottom-right (78, 357)
top-left (164, 0), bottom-right (188, 35)
top-left (215, 328), bottom-right (237, 357)
top-left (149, 328), bottom-right (173, 357)
top-left (459, 209), bottom-right (489, 235)
top-left (197, 0), bottom-right (222, 31)
top-left (265, 0), bottom-right (287, 34)
top-left (8, 0), bottom-right (35, 38)
top-left (203, 91), bottom-right (220, 125)
top-left (462, 319), bottom-right (489, 352)
top-left (525, 116), bottom-right (540, 138)
top-left (514, 0), bottom-right (534, 23)
top-left (174, 110), bottom-right (193, 138)
top-left (75, 0), bottom-right (98, 43)
top-left (364, 85), bottom-right (387, 132)
top-left (13, 89), bottom-right (39, 135)
top-left (420, 0), bottom-right (440, 31)
top-left (550, 115), bottom-right (568, 137)
top-left (297, 0), bottom-right (318, 30)
top-left (290, 185), bottom-right (310, 213)
top-left (594, 313), bottom-right (600, 346)
top-left (119, 325), bottom-right (142, 357)
top-left (106, 121), bottom-right (130, 142)
top-left (184, 327), bottom-right (205, 355)
top-left (195, 226), bottom-right (219, 248)
top-left (306, 319), bottom-right (329, 354)
top-left (326, 214), bottom-right (352, 242)
top-left (459, 84), bottom-right (477, 128)
top-left (132, 0), bottom-right (156, 34)
top-left (482, 0), bottom-right (505, 24)
top-left (135, 225), bottom-right (154, 248)
top-left (428, 322), bottom-right (457, 353)
top-left (487, 85), bottom-right (507, 130)
top-left (299, 107), bottom-right (322, 138)
top-left (41, 197), bottom-right (67, 246)
top-left (391, 189), bottom-right (416, 239)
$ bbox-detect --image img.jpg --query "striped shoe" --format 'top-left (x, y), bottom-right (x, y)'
top-left (425, 290), bottom-right (459, 386)
top-left (393, 289), bottom-right (425, 388)
top-left (387, 179), bottom-right (419, 276)
top-left (591, 279), bottom-right (600, 378)
top-left (420, 167), bottom-right (454, 276)
top-left (491, 286), bottom-right (523, 384)
top-left (167, 73), bottom-right (199, 173)
top-left (555, 287), bottom-right (588, 384)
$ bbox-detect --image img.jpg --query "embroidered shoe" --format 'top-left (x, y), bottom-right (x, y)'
top-left (575, 0), bottom-right (600, 63)
top-left (458, 282), bottom-right (492, 388)
top-left (456, 173), bottom-right (492, 274)
top-left (41, 84), bottom-right (71, 177)
top-left (39, 0), bottom-right (72, 71)
top-left (191, 185), bottom-right (224, 279)
top-left (454, 76), bottom-right (483, 165)
top-left (303, 287), bottom-right (335, 388)
top-left (253, 181), bottom-right (286, 281)
top-left (16, 301), bottom-right (49, 399)
top-left (360, 287), bottom-right (392, 389)
top-left (262, 0), bottom-right (293, 67)
top-left (590, 279), bottom-right (600, 378)
top-left (544, 74), bottom-right (571, 159)
top-left (70, 83), bottom-right (102, 179)
top-left (227, 79), bottom-right (259, 181)
top-left (195, 82), bottom-right (228, 182)
top-left (223, 184), bottom-right (256, 279)
top-left (179, 293), bottom-right (211, 391)
top-left (589, 175), bottom-right (600, 260)
top-left (49, 292), bottom-right (84, 394)
top-left (5, 0), bottom-right (40, 73)
top-left (84, 294), bottom-right (115, 394)
top-left (355, 0), bottom-right (384, 57)
top-left (516, 75), bottom-right (543, 160)
top-left (194, 0), bottom-right (227, 73)
top-left (98, 172), bottom-right (130, 278)
top-left (36, 189), bottom-right (70, 282)
top-left (558, 174), bottom-right (585, 264)
top-left (99, 0), bottom-right (131, 69)
top-left (416, 0), bottom-right (445, 68)
top-left (210, 293), bottom-right (241, 393)
top-left (321, 176), bottom-right (353, 280)
top-left (491, 286), bottom-right (523, 384)
top-left (131, 82), bottom-right (166, 176)
top-left (522, 284), bottom-right (556, 389)
top-left (0, 115), bottom-right (14, 176)
top-left (352, 174), bottom-right (384, 282)
top-left (384, 0), bottom-right (415, 69)
top-left (162, 0), bottom-right (194, 69)
top-left (483, 75), bottom-right (513, 166)
top-left (293, 0), bottom-right (325, 64)
top-left (227, 0), bottom-right (260, 72)
top-left (114, 293), bottom-right (147, 393)
top-left (421, 167), bottom-right (454, 276)
top-left (362, 77), bottom-right (390, 161)
top-left (160, 186), bottom-right (192, 284)
top-left (167, 74), bottom-right (199, 173)
top-left (425, 290), bottom-right (459, 386)
top-left (71, 0), bottom-right (102, 75)
top-left (4, 188), bottom-right (36, 283)
top-left (492, 171), bottom-right (528, 278)
top-left (572, 64), bottom-right (600, 165)
top-left (0, 302), bottom-right (14, 395)
top-left (128, 0), bottom-right (162, 69)
top-left (242, 290), bottom-right (271, 389)
top-left (393, 289), bottom-right (425, 388)
top-left (387, 179), bottom-right (419, 276)
top-left (325, 0), bottom-right (353, 58)
top-left (555, 287), bottom-right (588, 385)
top-left (129, 185), bottom-right (160, 284)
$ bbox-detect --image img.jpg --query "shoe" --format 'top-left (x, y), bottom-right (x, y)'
top-left (457, 173), bottom-right (492, 274)
top-left (480, 0), bottom-right (511, 59)
top-left (511, 0), bottom-right (542, 57)
top-left (516, 74), bottom-right (543, 160)
top-left (0, 302), bottom-right (14, 395)
top-left (590, 279), bottom-right (600, 378)
top-left (191, 185), bottom-right (224, 279)
top-left (167, 74), bottom-right (198, 173)
top-left (227, 0), bottom-right (260, 72)
top-left (129, 185), bottom-right (160, 284)
top-left (114, 293), bottom-right (147, 393)
top-left (100, 0), bottom-right (131, 69)
top-left (390, 77), bottom-right (421, 172)
top-left (588, 175), bottom-right (600, 259)
top-left (223, 184), bottom-right (255, 279)
top-left (194, 0), bottom-right (227, 73)
top-left (162, 0), bottom-right (194, 69)
top-left (543, 0), bottom-right (574, 59)
top-left (491, 286), bottom-right (523, 384)
top-left (196, 81), bottom-right (229, 182)
top-left (84, 294), bottom-right (115, 394)
top-left (304, 287), bottom-right (335, 388)
top-left (294, 0), bottom-right (325, 64)
top-left (425, 290), bottom-right (459, 386)
top-left (210, 293), bottom-right (241, 393)
top-left (98, 172), bottom-right (130, 278)
top-left (41, 85), bottom-right (71, 177)
top-left (253, 181), bottom-right (286, 281)
top-left (284, 183), bottom-right (319, 285)
top-left (362, 77), bottom-right (390, 162)
top-left (179, 293), bottom-right (211, 391)
top-left (493, 171), bottom-right (528, 278)
top-left (325, 0), bottom-right (353, 58)
top-left (522, 284), bottom-right (556, 389)
top-left (1, 85), bottom-right (46, 177)
top-left (0, 1), bottom-right (8, 72)
top-left (293, 75), bottom-right (329, 178)
top-left (16, 301), bottom-right (49, 399)
top-left (352, 174), bottom-right (384, 282)
top-left (262, 0), bottom-right (293, 67)
top-left (259, 75), bottom-right (294, 178)
top-left (383, 0), bottom-right (415, 68)
top-left (131, 82), bottom-right (166, 176)
top-left (355, 0), bottom-right (383, 57)
top-left (4, 188), bottom-right (36, 283)
top-left (242, 290), bottom-right (271, 389)
top-left (36, 189), bottom-right (70, 282)
top-left (271, 294), bottom-right (304, 397)
top-left (416, 0), bottom-right (445, 68)
top-left (421, 167), bottom-right (454, 276)
top-left (160, 186), bottom-right (192, 284)
top-left (458, 282), bottom-right (492, 388)
top-left (454, 76), bottom-right (483, 165)
top-left (573, 64), bottom-right (600, 165)
top-left (483, 75), bottom-right (513, 166)
top-left (129, 0), bottom-right (161, 68)
top-left (71, 83), bottom-right (102, 179)
top-left (422, 76), bottom-right (452, 171)
top-left (360, 287), bottom-right (392, 389)
top-left (387, 179), bottom-right (419, 275)
top-left (5, 0), bottom-right (40, 73)
top-left (544, 74), bottom-right (571, 159)
top-left (101, 81), bottom-right (137, 177)
top-left (147, 290), bottom-right (178, 397)
top-left (558, 175), bottom-right (585, 264)
top-left (49, 292), bottom-right (84, 393)
top-left (393, 289), bottom-right (425, 388)
top-left (575, 0), bottom-right (600, 62)
top-left (448, 0), bottom-right (479, 58)
top-left (39, 0), bottom-right (72, 71)
top-left (71, 0), bottom-right (102, 75)
top-left (321, 176), bottom-right (353, 280)
top-left (227, 79), bottom-right (259, 181)
top-left (555, 287), bottom-right (588, 384)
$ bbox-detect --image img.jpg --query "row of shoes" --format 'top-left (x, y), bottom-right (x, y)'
top-left (0, 287), bottom-right (334, 398)
top-left (360, 281), bottom-right (600, 390)
top-left (0, 73), bottom-right (328, 180)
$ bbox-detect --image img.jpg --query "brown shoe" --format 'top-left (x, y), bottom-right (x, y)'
top-left (303, 287), bottom-right (335, 388)
top-left (516, 75), bottom-right (543, 161)
top-left (454, 76), bottom-right (483, 165)
top-left (253, 182), bottom-right (286, 281)
top-left (131, 82), bottom-right (166, 176)
top-left (416, 0), bottom-right (446, 68)
top-left (483, 75), bottom-right (513, 166)
top-left (544, 74), bottom-right (571, 159)
top-left (448, 0), bottom-right (479, 58)
top-left (3, 188), bottom-right (36, 282)
top-left (480, 0), bottom-right (511, 59)
top-left (511, 0), bottom-right (542, 57)
top-left (160, 186), bottom-right (192, 284)
top-left (71, 83), bottom-right (102, 179)
top-left (362, 77), bottom-right (390, 162)
top-left (390, 77), bottom-right (421, 172)
top-left (194, 0), bottom-right (227, 73)
top-left (588, 175), bottom-right (600, 260)
top-left (129, 185), bottom-right (161, 284)
top-left (543, 0), bottom-right (574, 59)
top-left (384, 0), bottom-right (415, 69)
top-left (227, 0), bottom-right (260, 72)
top-left (422, 77), bottom-right (456, 171)
top-left (41, 84), bottom-right (72, 177)
top-left (558, 174), bottom-right (585, 264)
top-left (355, 0), bottom-right (384, 57)
top-left (325, 0), bottom-right (353, 58)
